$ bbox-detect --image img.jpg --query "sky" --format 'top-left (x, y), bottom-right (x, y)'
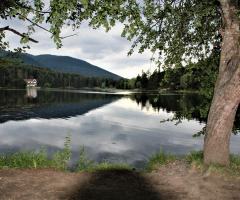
top-left (1, 1), bottom-right (161, 79)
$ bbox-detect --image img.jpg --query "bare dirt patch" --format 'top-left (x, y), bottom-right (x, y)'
top-left (0, 160), bottom-right (240, 200)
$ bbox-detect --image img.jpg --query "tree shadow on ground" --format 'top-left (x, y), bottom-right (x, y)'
top-left (59, 169), bottom-right (181, 200)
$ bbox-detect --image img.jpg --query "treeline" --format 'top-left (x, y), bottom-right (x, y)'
top-left (116, 50), bottom-right (220, 91)
top-left (0, 64), bottom-right (119, 89)
top-left (0, 50), bottom-right (219, 91)
top-left (115, 69), bottom-right (164, 90)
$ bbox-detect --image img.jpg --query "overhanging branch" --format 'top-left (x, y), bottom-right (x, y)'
top-left (0, 26), bottom-right (39, 43)
top-left (25, 17), bottom-right (79, 39)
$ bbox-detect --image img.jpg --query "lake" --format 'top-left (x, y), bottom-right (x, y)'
top-left (0, 88), bottom-right (240, 171)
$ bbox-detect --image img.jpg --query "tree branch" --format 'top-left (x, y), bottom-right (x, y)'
top-left (0, 26), bottom-right (39, 43)
top-left (25, 17), bottom-right (50, 33)
top-left (25, 17), bottom-right (79, 39)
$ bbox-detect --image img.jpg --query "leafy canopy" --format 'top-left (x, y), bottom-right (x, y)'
top-left (1, 0), bottom-right (221, 66)
top-left (50, 0), bottom-right (222, 67)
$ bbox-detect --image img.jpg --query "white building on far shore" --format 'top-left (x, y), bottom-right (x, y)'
top-left (24, 79), bottom-right (37, 87)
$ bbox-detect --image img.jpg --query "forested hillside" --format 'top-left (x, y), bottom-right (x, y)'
top-left (0, 50), bottom-right (43, 67)
top-left (0, 49), bottom-right (219, 92)
top-left (0, 62), bottom-right (120, 89)
top-left (0, 50), bottom-right (124, 80)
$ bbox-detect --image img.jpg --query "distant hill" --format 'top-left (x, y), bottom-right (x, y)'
top-left (0, 50), bottom-right (43, 67)
top-left (0, 50), bottom-right (124, 80)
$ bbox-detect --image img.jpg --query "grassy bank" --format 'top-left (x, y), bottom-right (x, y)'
top-left (26, 87), bottom-right (41, 89)
top-left (176, 89), bottom-right (199, 93)
top-left (0, 86), bottom-right (41, 89)
top-left (0, 132), bottom-right (239, 178)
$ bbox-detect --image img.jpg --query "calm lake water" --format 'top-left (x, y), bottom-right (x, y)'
top-left (0, 88), bottom-right (240, 171)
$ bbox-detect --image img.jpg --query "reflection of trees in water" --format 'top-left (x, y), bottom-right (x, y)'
top-left (130, 93), bottom-right (204, 118)
top-left (130, 92), bottom-right (240, 135)
top-left (1, 89), bottom-right (239, 133)
top-left (0, 89), bottom-right (120, 118)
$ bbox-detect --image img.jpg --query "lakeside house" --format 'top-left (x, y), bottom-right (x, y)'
top-left (24, 79), bottom-right (37, 87)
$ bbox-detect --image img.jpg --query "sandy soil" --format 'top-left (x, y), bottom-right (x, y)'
top-left (0, 160), bottom-right (240, 200)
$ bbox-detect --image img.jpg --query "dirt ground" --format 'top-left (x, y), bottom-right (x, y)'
top-left (0, 160), bottom-right (240, 200)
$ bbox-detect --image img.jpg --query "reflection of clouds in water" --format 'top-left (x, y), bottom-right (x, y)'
top-left (2, 92), bottom-right (240, 171)
top-left (28, 119), bottom-right (42, 123)
top-left (0, 100), bottom-right (205, 171)
top-left (84, 102), bottom-right (175, 135)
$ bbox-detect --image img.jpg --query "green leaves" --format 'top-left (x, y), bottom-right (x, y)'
top-left (79, 0), bottom-right (89, 9)
top-left (2, 0), bottom-right (222, 67)
top-left (20, 35), bottom-right (29, 44)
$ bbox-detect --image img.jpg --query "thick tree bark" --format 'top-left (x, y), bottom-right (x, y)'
top-left (203, 0), bottom-right (240, 165)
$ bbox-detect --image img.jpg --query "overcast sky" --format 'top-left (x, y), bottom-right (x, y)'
top-left (1, 1), bottom-right (161, 79)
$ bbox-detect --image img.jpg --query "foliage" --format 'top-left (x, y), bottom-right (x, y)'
top-left (18, 78), bottom-right (27, 88)
top-left (101, 82), bottom-right (106, 88)
top-left (52, 131), bottom-right (72, 171)
top-left (0, 0), bottom-right (223, 99)
top-left (0, 146), bottom-right (49, 170)
top-left (155, 50), bottom-right (229, 137)
top-left (184, 149), bottom-right (204, 167)
top-left (180, 74), bottom-right (189, 89)
top-left (0, 0), bottom-right (32, 60)
top-left (128, 77), bottom-right (136, 89)
top-left (147, 69), bottom-right (164, 90)
top-left (59, 0), bottom-right (221, 67)
top-left (141, 71), bottom-right (148, 89)
top-left (44, 83), bottom-right (51, 88)
top-left (121, 49), bottom-right (238, 137)
top-left (1, 0), bottom-right (221, 79)
top-left (0, 132), bottom-right (73, 172)
top-left (74, 142), bottom-right (96, 172)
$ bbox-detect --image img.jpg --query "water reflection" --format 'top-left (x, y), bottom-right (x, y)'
top-left (25, 88), bottom-right (37, 98)
top-left (0, 89), bottom-right (239, 172)
top-left (0, 89), bottom-right (207, 124)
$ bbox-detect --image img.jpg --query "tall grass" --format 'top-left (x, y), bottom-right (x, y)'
top-left (0, 132), bottom-right (239, 178)
top-left (142, 148), bottom-right (178, 173)
top-left (183, 149), bottom-right (240, 179)
top-left (0, 132), bottom-right (134, 173)
top-left (0, 132), bottom-right (72, 172)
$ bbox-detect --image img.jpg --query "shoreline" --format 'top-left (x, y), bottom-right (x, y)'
top-left (0, 86), bottom-right (199, 94)
top-left (0, 132), bottom-right (239, 179)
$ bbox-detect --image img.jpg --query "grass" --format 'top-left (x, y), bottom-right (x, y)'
top-left (184, 149), bottom-right (240, 179)
top-left (0, 132), bottom-right (134, 173)
top-left (0, 132), bottom-right (240, 179)
top-left (93, 87), bottom-right (116, 90)
top-left (141, 148), bottom-right (240, 178)
top-left (177, 89), bottom-right (199, 93)
top-left (27, 87), bottom-right (41, 89)
top-left (142, 148), bottom-right (179, 173)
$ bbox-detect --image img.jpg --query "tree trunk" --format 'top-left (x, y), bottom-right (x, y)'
top-left (203, 0), bottom-right (240, 165)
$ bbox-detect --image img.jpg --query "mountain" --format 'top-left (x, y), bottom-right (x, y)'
top-left (0, 50), bottom-right (124, 80)
top-left (0, 50), bottom-right (43, 67)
